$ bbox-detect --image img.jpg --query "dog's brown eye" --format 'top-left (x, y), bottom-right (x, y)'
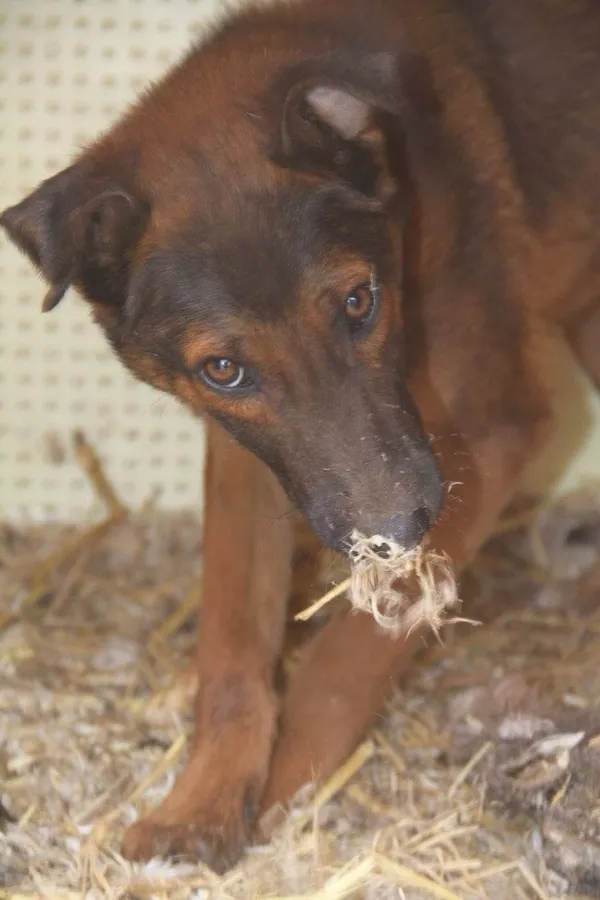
top-left (345, 283), bottom-right (377, 327)
top-left (201, 358), bottom-right (246, 390)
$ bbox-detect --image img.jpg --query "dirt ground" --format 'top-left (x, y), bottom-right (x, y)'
top-left (1, 486), bottom-right (600, 899)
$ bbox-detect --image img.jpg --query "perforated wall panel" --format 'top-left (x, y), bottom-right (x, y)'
top-left (0, 0), bottom-right (226, 522)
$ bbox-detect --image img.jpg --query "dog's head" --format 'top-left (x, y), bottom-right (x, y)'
top-left (1, 15), bottom-right (443, 554)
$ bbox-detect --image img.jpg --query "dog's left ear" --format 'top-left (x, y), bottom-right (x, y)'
top-left (266, 50), bottom-right (405, 201)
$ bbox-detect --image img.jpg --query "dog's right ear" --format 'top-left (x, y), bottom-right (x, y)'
top-left (264, 49), bottom-right (406, 202)
top-left (0, 160), bottom-right (149, 313)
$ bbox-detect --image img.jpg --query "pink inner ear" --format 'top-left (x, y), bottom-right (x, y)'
top-left (306, 86), bottom-right (370, 139)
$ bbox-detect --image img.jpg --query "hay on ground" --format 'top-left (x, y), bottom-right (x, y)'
top-left (1, 435), bottom-right (600, 898)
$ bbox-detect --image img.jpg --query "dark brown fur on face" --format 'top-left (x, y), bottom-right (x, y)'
top-left (3, 0), bottom-right (600, 874)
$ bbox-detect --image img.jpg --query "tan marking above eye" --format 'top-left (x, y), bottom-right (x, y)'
top-left (181, 332), bottom-right (222, 370)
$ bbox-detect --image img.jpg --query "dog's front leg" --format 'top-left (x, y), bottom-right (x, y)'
top-left (123, 420), bottom-right (293, 872)
top-left (260, 400), bottom-right (553, 815)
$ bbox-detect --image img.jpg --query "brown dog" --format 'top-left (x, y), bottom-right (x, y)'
top-left (3, 0), bottom-right (600, 873)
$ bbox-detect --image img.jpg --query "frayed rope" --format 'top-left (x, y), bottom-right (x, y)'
top-left (296, 530), bottom-right (478, 639)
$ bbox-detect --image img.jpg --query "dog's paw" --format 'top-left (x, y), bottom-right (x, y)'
top-left (124, 672), bottom-right (276, 873)
top-left (122, 811), bottom-right (248, 874)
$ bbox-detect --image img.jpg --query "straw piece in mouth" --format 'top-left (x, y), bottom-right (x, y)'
top-left (297, 530), bottom-right (471, 638)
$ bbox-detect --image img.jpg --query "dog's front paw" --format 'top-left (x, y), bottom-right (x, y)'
top-left (123, 670), bottom-right (277, 873)
top-left (122, 812), bottom-right (248, 873)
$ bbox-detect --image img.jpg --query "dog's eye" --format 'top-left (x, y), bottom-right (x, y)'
top-left (344, 282), bottom-right (378, 329)
top-left (200, 358), bottom-right (247, 391)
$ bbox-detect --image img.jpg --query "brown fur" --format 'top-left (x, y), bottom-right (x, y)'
top-left (2, 0), bottom-right (600, 872)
